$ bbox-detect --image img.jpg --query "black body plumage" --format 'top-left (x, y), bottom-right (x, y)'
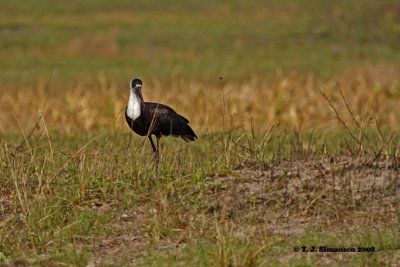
top-left (125, 102), bottom-right (197, 141)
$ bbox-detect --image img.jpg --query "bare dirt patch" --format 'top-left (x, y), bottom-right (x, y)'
top-left (90, 156), bottom-right (400, 265)
top-left (205, 156), bottom-right (399, 234)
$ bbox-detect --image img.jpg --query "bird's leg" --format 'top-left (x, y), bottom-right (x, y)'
top-left (148, 135), bottom-right (159, 164)
top-left (148, 135), bottom-right (156, 152)
top-left (155, 135), bottom-right (161, 164)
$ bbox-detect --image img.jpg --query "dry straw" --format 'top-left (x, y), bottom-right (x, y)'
top-left (1, 65), bottom-right (399, 135)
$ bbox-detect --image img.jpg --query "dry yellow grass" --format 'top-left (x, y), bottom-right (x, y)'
top-left (1, 65), bottom-right (399, 135)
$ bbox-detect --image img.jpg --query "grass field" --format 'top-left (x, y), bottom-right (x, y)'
top-left (1, 0), bottom-right (400, 266)
top-left (1, 0), bottom-right (400, 87)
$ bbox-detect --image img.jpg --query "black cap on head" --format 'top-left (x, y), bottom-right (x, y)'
top-left (130, 78), bottom-right (142, 89)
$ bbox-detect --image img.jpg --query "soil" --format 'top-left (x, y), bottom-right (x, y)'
top-left (89, 156), bottom-right (400, 265)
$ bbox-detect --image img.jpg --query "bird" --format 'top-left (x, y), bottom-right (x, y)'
top-left (125, 78), bottom-right (197, 163)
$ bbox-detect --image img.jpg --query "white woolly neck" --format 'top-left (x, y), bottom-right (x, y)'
top-left (126, 91), bottom-right (141, 120)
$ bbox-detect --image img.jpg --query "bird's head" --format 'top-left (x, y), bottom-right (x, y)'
top-left (130, 78), bottom-right (142, 91)
top-left (130, 78), bottom-right (144, 100)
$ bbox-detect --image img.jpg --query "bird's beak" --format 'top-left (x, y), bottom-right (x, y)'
top-left (134, 85), bottom-right (144, 103)
top-left (135, 85), bottom-right (142, 94)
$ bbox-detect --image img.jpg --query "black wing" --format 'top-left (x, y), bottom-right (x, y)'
top-left (145, 102), bottom-right (197, 141)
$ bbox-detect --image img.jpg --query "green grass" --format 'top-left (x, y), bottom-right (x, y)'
top-left (139, 228), bottom-right (400, 267)
top-left (1, 0), bottom-right (400, 87)
top-left (1, 130), bottom-right (400, 265)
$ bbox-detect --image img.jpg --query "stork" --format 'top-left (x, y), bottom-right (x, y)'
top-left (125, 78), bottom-right (197, 163)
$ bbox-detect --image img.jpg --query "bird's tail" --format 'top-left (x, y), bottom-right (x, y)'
top-left (178, 124), bottom-right (197, 142)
